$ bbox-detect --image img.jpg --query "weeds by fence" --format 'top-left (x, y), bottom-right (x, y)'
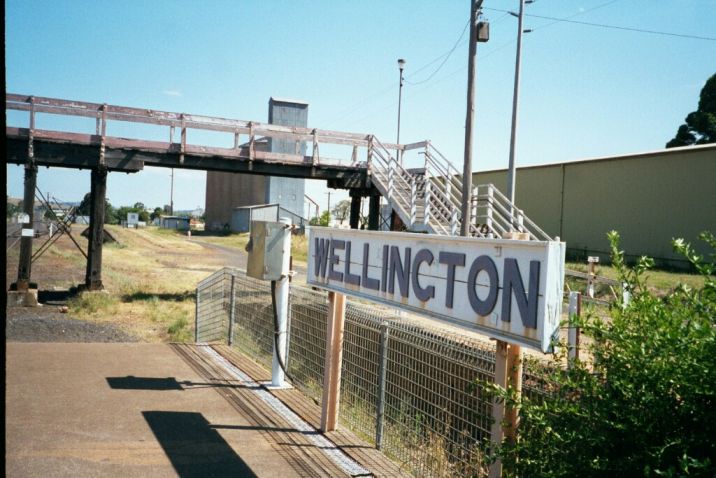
top-left (196, 267), bottom-right (550, 477)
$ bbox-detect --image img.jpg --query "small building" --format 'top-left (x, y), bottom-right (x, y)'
top-left (189, 218), bottom-right (205, 231)
top-left (231, 203), bottom-right (306, 233)
top-left (160, 216), bottom-right (190, 231)
top-left (74, 215), bottom-right (90, 225)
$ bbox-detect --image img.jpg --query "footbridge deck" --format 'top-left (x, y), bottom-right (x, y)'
top-left (6, 94), bottom-right (428, 189)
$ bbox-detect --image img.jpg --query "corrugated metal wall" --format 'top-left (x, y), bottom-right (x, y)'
top-left (473, 144), bottom-right (716, 268)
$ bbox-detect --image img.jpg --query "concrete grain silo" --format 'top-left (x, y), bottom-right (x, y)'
top-left (204, 98), bottom-right (308, 231)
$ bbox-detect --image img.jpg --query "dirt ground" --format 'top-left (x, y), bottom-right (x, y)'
top-left (5, 225), bottom-right (254, 343)
top-left (6, 307), bottom-right (138, 343)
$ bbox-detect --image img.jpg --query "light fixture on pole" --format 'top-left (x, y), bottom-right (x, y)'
top-left (396, 58), bottom-right (406, 162)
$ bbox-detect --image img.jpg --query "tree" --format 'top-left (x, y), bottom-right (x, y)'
top-left (332, 199), bottom-right (351, 223)
top-left (77, 192), bottom-right (118, 224)
top-left (666, 73), bottom-right (716, 147)
top-left (321, 210), bottom-right (331, 226)
top-left (150, 207), bottom-right (163, 221)
top-left (6, 196), bottom-right (21, 219)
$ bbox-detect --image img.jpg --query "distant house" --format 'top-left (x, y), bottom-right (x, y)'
top-left (189, 218), bottom-right (205, 231)
top-left (160, 216), bottom-right (190, 231)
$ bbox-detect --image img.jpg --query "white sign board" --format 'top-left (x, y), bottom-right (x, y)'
top-left (127, 212), bottom-right (139, 225)
top-left (307, 227), bottom-right (566, 353)
top-left (21, 228), bottom-right (34, 237)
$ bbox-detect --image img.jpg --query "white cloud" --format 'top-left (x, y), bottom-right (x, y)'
top-left (162, 89), bottom-right (182, 97)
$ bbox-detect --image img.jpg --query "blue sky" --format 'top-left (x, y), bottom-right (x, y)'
top-left (5, 0), bottom-right (715, 214)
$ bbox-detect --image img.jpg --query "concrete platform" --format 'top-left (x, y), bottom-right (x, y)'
top-left (6, 343), bottom-right (390, 477)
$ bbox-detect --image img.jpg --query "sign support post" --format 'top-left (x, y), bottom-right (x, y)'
top-left (490, 231), bottom-right (529, 477)
top-left (321, 291), bottom-right (347, 432)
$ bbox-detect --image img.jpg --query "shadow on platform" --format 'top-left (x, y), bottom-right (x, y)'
top-left (143, 411), bottom-right (257, 478)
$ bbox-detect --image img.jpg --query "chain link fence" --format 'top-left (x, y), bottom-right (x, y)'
top-left (196, 267), bottom-right (548, 477)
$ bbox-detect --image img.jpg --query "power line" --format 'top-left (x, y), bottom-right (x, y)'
top-left (484, 7), bottom-right (716, 41)
top-left (331, 14), bottom-right (509, 123)
top-left (405, 19), bottom-right (470, 86)
top-left (529, 0), bottom-right (622, 33)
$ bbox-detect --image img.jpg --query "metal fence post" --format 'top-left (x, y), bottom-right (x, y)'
top-left (622, 282), bottom-right (630, 308)
top-left (410, 176), bottom-right (417, 227)
top-left (194, 287), bottom-right (199, 343)
top-left (375, 321), bottom-right (390, 450)
top-left (228, 274), bottom-right (236, 346)
top-left (568, 291), bottom-right (581, 365)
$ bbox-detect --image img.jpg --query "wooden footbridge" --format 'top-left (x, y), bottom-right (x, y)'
top-left (6, 93), bottom-right (547, 295)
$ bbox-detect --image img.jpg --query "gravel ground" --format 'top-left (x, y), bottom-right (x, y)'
top-left (6, 306), bottom-right (138, 343)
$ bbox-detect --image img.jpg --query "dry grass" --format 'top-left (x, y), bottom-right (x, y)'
top-left (61, 226), bottom-right (220, 342)
top-left (171, 229), bottom-right (310, 265)
top-left (566, 260), bottom-right (704, 297)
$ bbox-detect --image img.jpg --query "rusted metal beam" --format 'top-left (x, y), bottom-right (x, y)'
top-left (6, 136), bottom-right (369, 187)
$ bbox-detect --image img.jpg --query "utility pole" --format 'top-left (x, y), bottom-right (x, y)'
top-left (506, 0), bottom-right (530, 208)
top-left (170, 168), bottom-right (174, 215)
top-left (461, 0), bottom-right (486, 237)
top-left (325, 191), bottom-right (331, 223)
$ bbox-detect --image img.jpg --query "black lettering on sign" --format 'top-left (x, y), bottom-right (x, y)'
top-left (344, 241), bottom-right (361, 286)
top-left (439, 251), bottom-right (465, 309)
top-left (381, 245), bottom-right (389, 292)
top-left (314, 238), bottom-right (330, 278)
top-left (388, 246), bottom-right (411, 298)
top-left (362, 243), bottom-right (380, 291)
top-left (328, 240), bottom-right (345, 282)
top-left (467, 255), bottom-right (498, 316)
top-left (412, 249), bottom-right (435, 302)
top-left (501, 259), bottom-right (541, 329)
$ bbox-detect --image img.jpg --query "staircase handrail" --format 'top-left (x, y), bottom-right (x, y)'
top-left (473, 184), bottom-right (554, 241)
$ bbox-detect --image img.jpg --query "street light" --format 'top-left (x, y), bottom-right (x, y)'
top-left (397, 58), bottom-right (406, 161)
top-left (506, 0), bottom-right (533, 212)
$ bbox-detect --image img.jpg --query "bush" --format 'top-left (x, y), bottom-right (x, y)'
top-left (485, 231), bottom-right (716, 477)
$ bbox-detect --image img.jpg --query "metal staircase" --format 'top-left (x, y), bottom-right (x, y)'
top-left (367, 137), bottom-right (553, 241)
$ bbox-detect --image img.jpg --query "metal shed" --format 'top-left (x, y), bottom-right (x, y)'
top-left (231, 203), bottom-right (306, 233)
top-left (160, 216), bottom-right (190, 231)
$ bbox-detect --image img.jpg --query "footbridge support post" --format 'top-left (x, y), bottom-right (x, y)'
top-left (15, 161), bottom-right (38, 290)
top-left (8, 159), bottom-right (40, 306)
top-left (349, 194), bottom-right (361, 230)
top-left (368, 195), bottom-right (380, 231)
top-left (84, 167), bottom-right (108, 291)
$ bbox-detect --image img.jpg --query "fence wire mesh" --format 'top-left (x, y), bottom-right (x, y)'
top-left (196, 268), bottom-right (549, 477)
top-left (195, 268), bottom-right (231, 344)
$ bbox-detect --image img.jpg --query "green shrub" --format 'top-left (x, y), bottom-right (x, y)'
top-left (69, 291), bottom-right (117, 315)
top-left (168, 315), bottom-right (192, 342)
top-left (484, 231), bottom-right (715, 477)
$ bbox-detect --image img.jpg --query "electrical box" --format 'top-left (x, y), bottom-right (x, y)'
top-left (477, 21), bottom-right (489, 42)
top-left (246, 220), bottom-right (290, 281)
